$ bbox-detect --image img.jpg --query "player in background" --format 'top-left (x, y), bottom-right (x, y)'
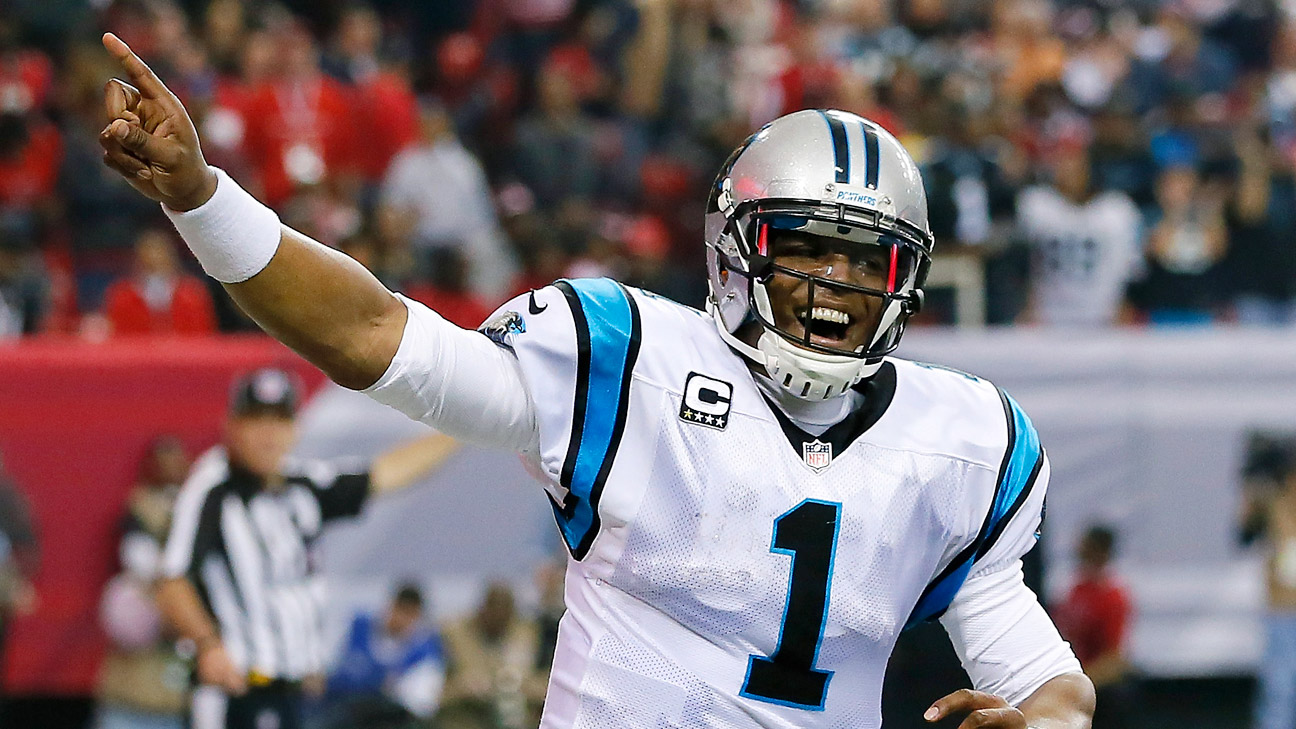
top-left (97, 32), bottom-right (1094, 729)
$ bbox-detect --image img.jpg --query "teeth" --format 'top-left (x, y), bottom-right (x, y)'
top-left (808, 307), bottom-right (850, 325)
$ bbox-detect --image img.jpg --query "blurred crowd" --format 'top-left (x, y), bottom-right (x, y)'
top-left (2, 0), bottom-right (1296, 336)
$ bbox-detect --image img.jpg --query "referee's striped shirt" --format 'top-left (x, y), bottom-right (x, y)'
top-left (161, 446), bottom-right (371, 680)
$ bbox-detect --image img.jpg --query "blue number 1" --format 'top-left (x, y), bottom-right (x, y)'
top-left (740, 499), bottom-right (841, 710)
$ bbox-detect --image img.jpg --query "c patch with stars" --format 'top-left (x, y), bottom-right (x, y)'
top-left (679, 372), bottom-right (732, 430)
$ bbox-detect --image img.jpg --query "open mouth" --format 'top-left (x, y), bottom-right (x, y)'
top-left (795, 305), bottom-right (854, 345)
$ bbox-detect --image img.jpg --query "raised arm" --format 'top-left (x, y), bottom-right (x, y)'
top-left (97, 33), bottom-right (403, 389)
top-left (369, 432), bottom-right (460, 496)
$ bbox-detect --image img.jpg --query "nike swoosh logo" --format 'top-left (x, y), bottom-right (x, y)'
top-left (528, 290), bottom-right (548, 315)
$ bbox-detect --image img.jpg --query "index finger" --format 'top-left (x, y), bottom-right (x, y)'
top-left (101, 33), bottom-right (175, 104)
top-left (925, 689), bottom-right (1009, 722)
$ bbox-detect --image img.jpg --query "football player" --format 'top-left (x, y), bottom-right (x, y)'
top-left (98, 33), bottom-right (1094, 729)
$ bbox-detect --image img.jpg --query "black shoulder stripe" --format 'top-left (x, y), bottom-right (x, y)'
top-left (993, 388), bottom-right (1017, 498)
top-left (554, 280), bottom-right (589, 516)
top-left (976, 447), bottom-right (1045, 561)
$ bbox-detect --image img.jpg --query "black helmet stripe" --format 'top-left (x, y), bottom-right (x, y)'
top-left (860, 121), bottom-right (880, 189)
top-left (818, 110), bottom-right (850, 183)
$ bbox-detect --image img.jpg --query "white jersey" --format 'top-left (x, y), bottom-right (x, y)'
top-left (1017, 185), bottom-right (1143, 327)
top-left (443, 279), bottom-right (1074, 728)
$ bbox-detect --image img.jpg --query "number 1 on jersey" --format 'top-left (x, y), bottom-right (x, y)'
top-left (740, 499), bottom-right (841, 710)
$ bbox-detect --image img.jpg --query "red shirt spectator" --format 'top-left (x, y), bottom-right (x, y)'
top-left (0, 46), bottom-right (54, 113)
top-left (241, 25), bottom-right (359, 207)
top-left (353, 71), bottom-right (418, 182)
top-left (1051, 525), bottom-right (1131, 685)
top-left (0, 115), bottom-right (61, 209)
top-left (404, 248), bottom-right (494, 328)
top-left (323, 5), bottom-right (418, 182)
top-left (242, 76), bottom-right (358, 207)
top-left (104, 230), bottom-right (216, 337)
top-left (1054, 571), bottom-right (1131, 666)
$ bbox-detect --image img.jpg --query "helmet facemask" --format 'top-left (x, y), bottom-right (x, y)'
top-left (708, 200), bottom-right (930, 400)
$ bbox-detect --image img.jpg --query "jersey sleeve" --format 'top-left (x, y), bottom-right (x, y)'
top-left (911, 388), bottom-right (1080, 701)
top-left (363, 294), bottom-right (538, 452)
top-left (484, 278), bottom-right (643, 559)
top-left (904, 389), bottom-right (1048, 629)
top-left (939, 562), bottom-right (1082, 706)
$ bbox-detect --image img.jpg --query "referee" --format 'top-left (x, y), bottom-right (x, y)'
top-left (155, 368), bottom-right (456, 729)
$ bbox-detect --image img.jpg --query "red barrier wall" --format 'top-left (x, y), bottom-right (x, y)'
top-left (0, 337), bottom-right (325, 695)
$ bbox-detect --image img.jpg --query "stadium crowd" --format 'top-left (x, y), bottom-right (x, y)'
top-left (0, 0), bottom-right (1294, 338)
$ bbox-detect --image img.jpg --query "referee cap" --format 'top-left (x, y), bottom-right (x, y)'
top-left (229, 367), bottom-right (299, 418)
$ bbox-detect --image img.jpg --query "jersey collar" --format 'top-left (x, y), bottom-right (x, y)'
top-left (759, 361), bottom-right (897, 458)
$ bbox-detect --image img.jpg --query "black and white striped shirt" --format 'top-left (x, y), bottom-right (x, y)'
top-left (161, 447), bottom-right (371, 680)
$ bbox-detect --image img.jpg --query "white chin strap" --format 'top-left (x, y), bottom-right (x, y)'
top-left (709, 300), bottom-right (881, 401)
top-left (756, 331), bottom-right (880, 400)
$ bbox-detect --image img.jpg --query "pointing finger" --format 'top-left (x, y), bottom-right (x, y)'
top-left (102, 33), bottom-right (177, 105)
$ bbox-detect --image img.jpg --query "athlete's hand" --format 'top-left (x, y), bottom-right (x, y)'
top-left (925, 689), bottom-right (1026, 729)
top-left (98, 32), bottom-right (217, 211)
top-left (197, 641), bottom-right (248, 696)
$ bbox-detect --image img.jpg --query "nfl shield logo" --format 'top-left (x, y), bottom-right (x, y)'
top-left (802, 440), bottom-right (833, 472)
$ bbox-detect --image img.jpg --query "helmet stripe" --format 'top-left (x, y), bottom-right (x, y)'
top-left (818, 110), bottom-right (850, 183)
top-left (860, 121), bottom-right (880, 189)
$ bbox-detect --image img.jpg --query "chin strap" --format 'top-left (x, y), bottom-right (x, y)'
top-left (707, 299), bottom-right (774, 368)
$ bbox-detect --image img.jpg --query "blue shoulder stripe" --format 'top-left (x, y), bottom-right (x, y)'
top-left (551, 279), bottom-right (641, 560)
top-left (977, 391), bottom-right (1045, 560)
top-left (902, 388), bottom-right (1044, 630)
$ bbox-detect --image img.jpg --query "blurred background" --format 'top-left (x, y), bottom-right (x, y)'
top-left (0, 0), bottom-right (1295, 727)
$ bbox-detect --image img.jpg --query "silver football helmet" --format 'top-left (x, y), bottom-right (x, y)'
top-left (705, 109), bottom-right (933, 400)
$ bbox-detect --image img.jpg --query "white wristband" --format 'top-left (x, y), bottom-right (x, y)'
top-left (162, 167), bottom-right (282, 283)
